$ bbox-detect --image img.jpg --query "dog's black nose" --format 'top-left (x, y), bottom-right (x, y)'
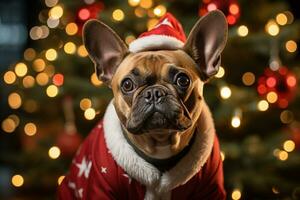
top-left (144, 87), bottom-right (166, 103)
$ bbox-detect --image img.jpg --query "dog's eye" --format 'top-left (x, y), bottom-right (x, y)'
top-left (121, 78), bottom-right (135, 92)
top-left (176, 73), bottom-right (190, 88)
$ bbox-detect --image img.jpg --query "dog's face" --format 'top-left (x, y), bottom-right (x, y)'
top-left (83, 11), bottom-right (227, 158)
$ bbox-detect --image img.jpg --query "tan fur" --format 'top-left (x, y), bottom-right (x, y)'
top-left (111, 50), bottom-right (205, 158)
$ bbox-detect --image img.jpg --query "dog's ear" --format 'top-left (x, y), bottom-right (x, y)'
top-left (184, 10), bottom-right (228, 81)
top-left (83, 20), bottom-right (128, 85)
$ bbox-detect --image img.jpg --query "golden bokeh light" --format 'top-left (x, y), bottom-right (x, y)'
top-left (285, 40), bottom-right (297, 53)
top-left (147, 18), bottom-right (159, 30)
top-left (33, 58), bottom-right (46, 72)
top-left (257, 100), bottom-right (269, 111)
top-left (232, 189), bottom-right (242, 200)
top-left (77, 45), bottom-right (89, 57)
top-left (140, 0), bottom-right (153, 9)
top-left (84, 108), bottom-right (96, 120)
top-left (48, 146), bottom-right (61, 159)
top-left (45, 49), bottom-right (57, 61)
top-left (265, 20), bottom-right (280, 36)
top-left (276, 13), bottom-right (288, 26)
top-left (125, 35), bottom-right (136, 45)
top-left (36, 72), bottom-right (49, 86)
top-left (44, 65), bottom-right (55, 77)
top-left (90, 73), bottom-right (102, 86)
top-left (45, 0), bottom-right (58, 7)
top-left (15, 62), bottom-right (28, 77)
top-left (24, 48), bottom-right (36, 61)
top-left (46, 85), bottom-right (59, 97)
top-left (220, 151), bottom-right (225, 161)
top-left (23, 99), bottom-right (38, 113)
top-left (23, 76), bottom-right (35, 88)
top-left (11, 174), bottom-right (24, 187)
top-left (215, 66), bottom-right (225, 78)
top-left (134, 7), bottom-right (146, 18)
top-left (3, 71), bottom-right (16, 84)
top-left (24, 122), bottom-right (37, 136)
top-left (47, 17), bottom-right (59, 28)
top-left (153, 5), bottom-right (167, 17)
top-left (231, 116), bottom-right (241, 128)
top-left (8, 114), bottom-right (20, 127)
top-left (65, 23), bottom-right (78, 35)
top-left (242, 72), bottom-right (255, 86)
top-left (266, 91), bottom-right (278, 103)
top-left (128, 0), bottom-right (140, 7)
top-left (30, 26), bottom-right (43, 40)
top-left (58, 175), bottom-right (65, 185)
top-left (283, 140), bottom-right (295, 152)
top-left (112, 9), bottom-right (125, 21)
top-left (220, 86), bottom-right (232, 99)
top-left (237, 25), bottom-right (249, 37)
top-left (280, 110), bottom-right (294, 124)
top-left (1, 118), bottom-right (16, 133)
top-left (8, 92), bottom-right (22, 109)
top-left (64, 42), bottom-right (76, 54)
top-left (49, 5), bottom-right (63, 19)
top-left (278, 150), bottom-right (288, 161)
top-left (80, 98), bottom-right (92, 111)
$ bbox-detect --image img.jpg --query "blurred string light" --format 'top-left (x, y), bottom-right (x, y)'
top-left (46, 85), bottom-right (59, 97)
top-left (220, 86), bottom-right (232, 99)
top-left (47, 18), bottom-right (60, 28)
top-left (278, 150), bottom-right (288, 161)
top-left (257, 100), bottom-right (269, 111)
top-left (36, 72), bottom-right (49, 86)
top-left (8, 92), bottom-right (22, 109)
top-left (52, 73), bottom-right (64, 86)
top-left (77, 45), bottom-right (88, 57)
top-left (153, 5), bottom-right (167, 17)
top-left (125, 35), bottom-right (136, 45)
top-left (11, 174), bottom-right (24, 187)
top-left (78, 8), bottom-right (90, 20)
top-left (265, 20), bottom-right (280, 36)
top-left (283, 140), bottom-right (295, 152)
top-left (45, 0), bottom-right (58, 8)
top-left (9, 115), bottom-right (20, 127)
top-left (128, 0), bottom-right (140, 7)
top-left (49, 5), bottom-right (63, 19)
top-left (276, 13), bottom-right (288, 26)
top-left (33, 58), bottom-right (46, 72)
top-left (22, 76), bottom-right (35, 88)
top-left (112, 9), bottom-right (125, 21)
top-left (231, 189), bottom-right (242, 200)
top-left (29, 26), bottom-right (43, 40)
top-left (266, 91), bottom-right (278, 103)
top-left (80, 98), bottom-right (92, 111)
top-left (44, 65), bottom-right (55, 77)
top-left (24, 122), bottom-right (37, 136)
top-left (135, 7), bottom-right (146, 18)
top-left (242, 72), bottom-right (255, 86)
top-left (284, 11), bottom-right (294, 24)
top-left (215, 66), bottom-right (225, 78)
top-left (48, 146), bottom-right (61, 159)
top-left (45, 49), bottom-right (57, 61)
top-left (65, 23), bottom-right (78, 35)
top-left (23, 99), bottom-right (38, 113)
top-left (285, 40), bottom-right (297, 53)
top-left (231, 109), bottom-right (242, 128)
top-left (90, 73), bottom-right (102, 86)
top-left (140, 0), bottom-right (153, 9)
top-left (147, 18), bottom-right (159, 30)
top-left (280, 110), bottom-right (294, 124)
top-left (58, 176), bottom-right (65, 185)
top-left (24, 48), bottom-right (36, 61)
top-left (84, 108), bottom-right (96, 120)
top-left (1, 118), bottom-right (16, 133)
top-left (272, 186), bottom-right (280, 194)
top-left (64, 42), bottom-right (76, 54)
top-left (237, 25), bottom-right (248, 37)
top-left (3, 71), bottom-right (16, 84)
top-left (15, 62), bottom-right (28, 77)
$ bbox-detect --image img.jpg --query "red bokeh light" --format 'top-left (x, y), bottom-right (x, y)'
top-left (227, 15), bottom-right (236, 25)
top-left (286, 75), bottom-right (297, 87)
top-left (266, 77), bottom-right (277, 88)
top-left (229, 3), bottom-right (239, 15)
top-left (78, 8), bottom-right (91, 20)
top-left (53, 73), bottom-right (64, 86)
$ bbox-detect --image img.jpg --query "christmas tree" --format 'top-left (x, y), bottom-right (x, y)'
top-left (1, 0), bottom-right (300, 199)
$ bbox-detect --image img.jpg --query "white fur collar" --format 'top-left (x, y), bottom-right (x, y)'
top-left (103, 100), bottom-right (215, 200)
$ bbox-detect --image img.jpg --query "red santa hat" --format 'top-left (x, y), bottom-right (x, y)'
top-left (129, 13), bottom-right (186, 53)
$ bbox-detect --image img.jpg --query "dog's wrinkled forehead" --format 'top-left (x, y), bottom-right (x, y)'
top-left (112, 50), bottom-right (199, 84)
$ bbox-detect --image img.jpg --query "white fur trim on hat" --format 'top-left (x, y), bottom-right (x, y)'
top-left (129, 35), bottom-right (184, 53)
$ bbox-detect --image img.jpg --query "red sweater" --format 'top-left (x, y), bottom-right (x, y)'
top-left (58, 120), bottom-right (226, 200)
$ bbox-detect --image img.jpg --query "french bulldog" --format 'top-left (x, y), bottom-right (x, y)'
top-left (59, 10), bottom-right (228, 200)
